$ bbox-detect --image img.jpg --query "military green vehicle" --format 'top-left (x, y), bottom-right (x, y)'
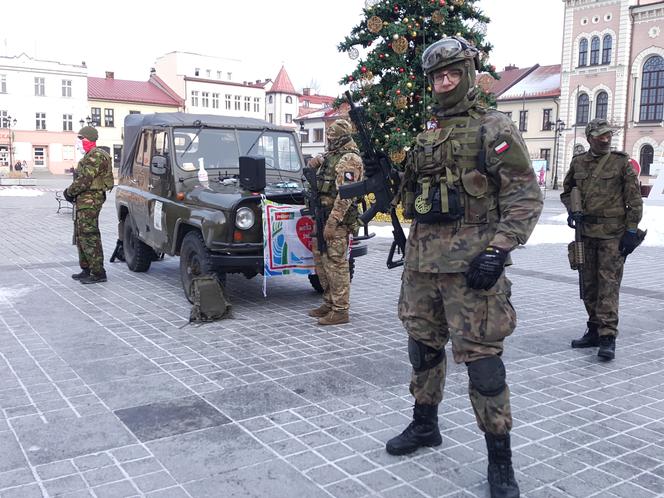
top-left (115, 113), bottom-right (367, 301)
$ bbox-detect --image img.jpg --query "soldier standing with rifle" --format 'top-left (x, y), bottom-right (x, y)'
top-left (561, 118), bottom-right (645, 361)
top-left (305, 119), bottom-right (364, 326)
top-left (64, 126), bottom-right (114, 284)
top-left (375, 37), bottom-right (542, 498)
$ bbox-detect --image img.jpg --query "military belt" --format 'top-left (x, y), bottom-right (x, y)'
top-left (583, 215), bottom-right (624, 224)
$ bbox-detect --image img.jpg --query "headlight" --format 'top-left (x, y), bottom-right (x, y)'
top-left (235, 207), bottom-right (255, 230)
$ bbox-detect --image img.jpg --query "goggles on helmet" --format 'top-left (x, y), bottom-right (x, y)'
top-left (422, 37), bottom-right (479, 75)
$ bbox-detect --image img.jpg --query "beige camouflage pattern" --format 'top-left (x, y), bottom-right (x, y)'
top-left (312, 234), bottom-right (350, 312)
top-left (560, 151), bottom-right (643, 238)
top-left (399, 271), bottom-right (515, 434)
top-left (327, 148), bottom-right (364, 226)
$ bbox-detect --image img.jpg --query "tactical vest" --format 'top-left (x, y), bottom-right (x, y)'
top-left (403, 109), bottom-right (495, 225)
top-left (89, 148), bottom-right (115, 192)
top-left (317, 152), bottom-right (360, 227)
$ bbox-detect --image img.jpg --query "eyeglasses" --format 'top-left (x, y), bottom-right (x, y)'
top-left (77, 135), bottom-right (84, 140)
top-left (432, 69), bottom-right (463, 83)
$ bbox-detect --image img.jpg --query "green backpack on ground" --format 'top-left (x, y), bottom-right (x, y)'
top-left (189, 275), bottom-right (232, 323)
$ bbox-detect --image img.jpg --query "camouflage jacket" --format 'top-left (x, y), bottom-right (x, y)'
top-left (315, 140), bottom-right (364, 229)
top-left (560, 151), bottom-right (642, 239)
top-left (401, 106), bottom-right (543, 273)
top-left (67, 147), bottom-right (113, 201)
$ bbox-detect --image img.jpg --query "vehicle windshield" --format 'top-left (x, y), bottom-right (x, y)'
top-left (173, 127), bottom-right (302, 172)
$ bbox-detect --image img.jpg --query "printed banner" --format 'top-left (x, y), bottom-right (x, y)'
top-left (262, 200), bottom-right (316, 287)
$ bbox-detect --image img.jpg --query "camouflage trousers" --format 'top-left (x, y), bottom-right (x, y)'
top-left (312, 229), bottom-right (350, 312)
top-left (398, 270), bottom-right (516, 435)
top-left (582, 236), bottom-right (624, 337)
top-left (75, 197), bottom-right (105, 275)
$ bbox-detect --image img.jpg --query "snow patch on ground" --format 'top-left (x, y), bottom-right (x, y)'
top-left (0, 187), bottom-right (44, 197)
top-left (0, 285), bottom-right (40, 305)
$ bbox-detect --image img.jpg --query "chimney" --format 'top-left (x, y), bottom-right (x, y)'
top-left (504, 64), bottom-right (518, 71)
top-left (105, 71), bottom-right (114, 79)
top-left (256, 79), bottom-right (261, 84)
top-left (150, 67), bottom-right (156, 75)
top-left (303, 88), bottom-right (310, 96)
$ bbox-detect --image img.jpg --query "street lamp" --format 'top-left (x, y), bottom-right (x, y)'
top-left (79, 116), bottom-right (92, 128)
top-left (5, 115), bottom-right (17, 171)
top-left (552, 119), bottom-right (565, 190)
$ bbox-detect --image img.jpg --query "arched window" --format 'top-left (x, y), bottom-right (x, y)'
top-left (285, 96), bottom-right (293, 104)
top-left (640, 144), bottom-right (653, 176)
top-left (576, 93), bottom-right (590, 125)
top-left (578, 39), bottom-right (588, 67)
top-left (595, 91), bottom-right (608, 119)
top-left (640, 55), bottom-right (664, 122)
top-left (602, 35), bottom-right (612, 64)
top-left (590, 36), bottom-right (600, 65)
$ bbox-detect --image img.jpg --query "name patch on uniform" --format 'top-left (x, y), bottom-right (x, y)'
top-left (344, 171), bottom-right (355, 182)
top-left (494, 141), bottom-right (510, 154)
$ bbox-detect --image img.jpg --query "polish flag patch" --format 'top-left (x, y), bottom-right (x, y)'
top-left (494, 141), bottom-right (510, 154)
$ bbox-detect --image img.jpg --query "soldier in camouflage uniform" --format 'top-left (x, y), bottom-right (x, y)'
top-left (64, 126), bottom-right (114, 284)
top-left (307, 120), bottom-right (364, 326)
top-left (383, 37), bottom-right (543, 498)
top-left (560, 119), bottom-right (643, 360)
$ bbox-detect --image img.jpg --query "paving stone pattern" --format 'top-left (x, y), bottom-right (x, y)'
top-left (0, 184), bottom-right (663, 497)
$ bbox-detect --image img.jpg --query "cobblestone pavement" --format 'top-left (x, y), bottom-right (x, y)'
top-left (0, 180), bottom-right (663, 498)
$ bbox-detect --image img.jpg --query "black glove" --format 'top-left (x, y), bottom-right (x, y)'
top-left (63, 189), bottom-right (75, 203)
top-left (465, 246), bottom-right (509, 291)
top-left (567, 212), bottom-right (576, 229)
top-left (363, 157), bottom-right (381, 176)
top-left (619, 229), bottom-right (640, 258)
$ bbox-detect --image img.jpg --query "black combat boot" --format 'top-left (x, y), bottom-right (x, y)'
top-left (597, 335), bottom-right (616, 360)
top-left (571, 325), bottom-right (599, 348)
top-left (80, 271), bottom-right (107, 284)
top-left (385, 403), bottom-right (442, 455)
top-left (485, 433), bottom-right (520, 498)
top-left (71, 269), bottom-right (90, 280)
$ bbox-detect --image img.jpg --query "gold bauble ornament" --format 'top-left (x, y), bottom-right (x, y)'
top-left (367, 16), bottom-right (383, 33)
top-left (406, 82), bottom-right (413, 89)
top-left (431, 10), bottom-right (444, 23)
top-left (393, 36), bottom-right (408, 54)
top-left (395, 95), bottom-right (408, 109)
top-left (389, 149), bottom-right (406, 164)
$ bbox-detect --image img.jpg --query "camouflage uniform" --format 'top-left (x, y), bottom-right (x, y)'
top-left (66, 136), bottom-right (113, 278)
top-left (560, 126), bottom-right (643, 341)
top-left (309, 120), bottom-right (364, 325)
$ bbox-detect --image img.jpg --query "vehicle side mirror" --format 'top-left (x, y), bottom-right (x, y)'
top-left (151, 155), bottom-right (168, 175)
top-left (239, 155), bottom-right (266, 191)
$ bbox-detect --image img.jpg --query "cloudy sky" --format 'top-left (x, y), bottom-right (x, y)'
top-left (2, 0), bottom-right (564, 96)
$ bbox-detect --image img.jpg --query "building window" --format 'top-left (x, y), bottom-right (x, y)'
top-left (285, 113), bottom-right (293, 123)
top-left (244, 96), bottom-right (251, 111)
top-left (540, 148), bottom-right (551, 165)
top-left (542, 109), bottom-right (552, 130)
top-left (578, 39), bottom-right (588, 67)
top-left (194, 68), bottom-right (200, 76)
top-left (640, 144), bottom-right (654, 176)
top-left (285, 96), bottom-right (293, 104)
top-left (217, 71), bottom-right (222, 79)
top-left (253, 97), bottom-right (260, 112)
top-left (576, 93), bottom-right (590, 125)
top-left (202, 92), bottom-right (209, 107)
top-left (518, 110), bottom-right (528, 131)
top-left (62, 114), bottom-right (73, 131)
top-left (595, 91), bottom-right (608, 119)
top-left (62, 79), bottom-right (72, 97)
top-left (34, 77), bottom-right (45, 96)
top-left (206, 69), bottom-right (211, 78)
top-left (314, 128), bottom-right (324, 142)
top-left (212, 93), bottom-right (219, 109)
top-left (225, 94), bottom-right (231, 110)
top-left (191, 91), bottom-right (199, 107)
top-left (602, 35), bottom-right (612, 65)
top-left (640, 55), bottom-right (664, 122)
top-left (234, 95), bottom-right (241, 110)
top-left (0, 110), bottom-right (8, 127)
top-left (104, 108), bottom-right (114, 127)
top-left (268, 95), bottom-right (273, 104)
top-left (268, 113), bottom-right (273, 123)
top-left (36, 112), bottom-right (46, 130)
top-left (227, 72), bottom-right (232, 80)
top-left (590, 36), bottom-right (600, 65)
top-left (300, 130), bottom-right (309, 143)
top-left (90, 107), bottom-right (101, 126)
top-left (0, 74), bottom-right (6, 93)
top-left (505, 111), bottom-right (512, 120)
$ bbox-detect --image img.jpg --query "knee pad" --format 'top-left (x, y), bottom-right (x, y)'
top-left (467, 356), bottom-right (506, 397)
top-left (408, 337), bottom-right (444, 373)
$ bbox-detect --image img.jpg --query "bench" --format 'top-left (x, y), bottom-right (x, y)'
top-left (55, 191), bottom-right (73, 214)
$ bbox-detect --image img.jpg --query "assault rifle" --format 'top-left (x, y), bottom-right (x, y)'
top-left (570, 187), bottom-right (585, 300)
top-left (71, 169), bottom-right (78, 246)
top-left (338, 90), bottom-right (406, 269)
top-left (301, 167), bottom-right (327, 254)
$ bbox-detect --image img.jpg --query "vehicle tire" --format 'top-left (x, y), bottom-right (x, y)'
top-left (308, 257), bottom-right (355, 294)
top-left (123, 216), bottom-right (153, 273)
top-left (180, 231), bottom-right (218, 303)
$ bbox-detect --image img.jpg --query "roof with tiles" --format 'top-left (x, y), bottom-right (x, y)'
top-left (498, 64), bottom-right (561, 101)
top-left (88, 74), bottom-right (182, 106)
top-left (478, 64), bottom-right (539, 98)
top-left (267, 66), bottom-right (298, 95)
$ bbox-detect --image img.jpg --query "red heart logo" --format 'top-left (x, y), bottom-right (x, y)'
top-left (296, 216), bottom-right (314, 251)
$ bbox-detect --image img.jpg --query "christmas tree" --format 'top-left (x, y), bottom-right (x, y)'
top-left (337, 0), bottom-right (494, 165)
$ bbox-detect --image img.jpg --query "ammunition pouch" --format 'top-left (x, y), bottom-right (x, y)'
top-left (413, 175), bottom-right (462, 224)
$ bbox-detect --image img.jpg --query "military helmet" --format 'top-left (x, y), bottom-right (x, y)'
top-left (421, 36), bottom-right (480, 76)
top-left (585, 118), bottom-right (613, 138)
top-left (327, 119), bottom-right (353, 141)
top-left (78, 125), bottom-right (98, 141)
